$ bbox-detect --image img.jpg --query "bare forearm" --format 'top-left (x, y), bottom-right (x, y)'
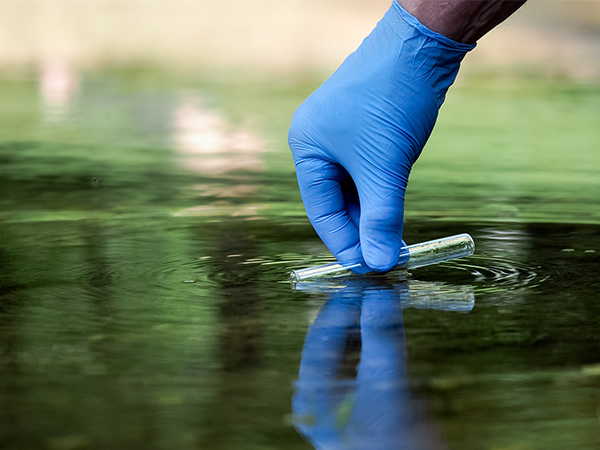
top-left (398, 0), bottom-right (527, 44)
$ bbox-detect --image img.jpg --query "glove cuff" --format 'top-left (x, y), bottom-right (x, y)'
top-left (392, 1), bottom-right (477, 53)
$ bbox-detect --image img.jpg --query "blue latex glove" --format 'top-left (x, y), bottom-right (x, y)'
top-left (288, 1), bottom-right (475, 272)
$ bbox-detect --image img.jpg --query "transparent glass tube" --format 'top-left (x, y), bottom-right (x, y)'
top-left (290, 233), bottom-right (474, 283)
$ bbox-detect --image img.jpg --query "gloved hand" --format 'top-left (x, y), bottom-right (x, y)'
top-left (288, 1), bottom-right (474, 272)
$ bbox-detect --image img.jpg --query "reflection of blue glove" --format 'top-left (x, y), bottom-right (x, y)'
top-left (293, 281), bottom-right (446, 450)
top-left (289, 1), bottom-right (475, 272)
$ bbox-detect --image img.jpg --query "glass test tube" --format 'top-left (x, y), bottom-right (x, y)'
top-left (290, 233), bottom-right (475, 283)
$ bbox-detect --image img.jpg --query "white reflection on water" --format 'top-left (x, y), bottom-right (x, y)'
top-left (172, 95), bottom-right (267, 218)
top-left (38, 60), bottom-right (79, 123)
top-left (293, 280), bottom-right (458, 450)
top-left (172, 95), bottom-right (265, 175)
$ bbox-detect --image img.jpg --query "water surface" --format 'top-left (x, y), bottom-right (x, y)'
top-left (0, 70), bottom-right (599, 450)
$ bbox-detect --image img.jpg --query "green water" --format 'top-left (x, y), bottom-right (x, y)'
top-left (0, 70), bottom-right (599, 450)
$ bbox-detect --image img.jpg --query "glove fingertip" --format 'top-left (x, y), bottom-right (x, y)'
top-left (362, 239), bottom-right (402, 273)
top-left (333, 242), bottom-right (370, 275)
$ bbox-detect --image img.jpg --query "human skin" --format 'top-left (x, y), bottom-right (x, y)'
top-left (398, 0), bottom-right (527, 44)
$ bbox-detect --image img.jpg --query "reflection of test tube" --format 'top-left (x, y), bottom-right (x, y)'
top-left (290, 233), bottom-right (475, 283)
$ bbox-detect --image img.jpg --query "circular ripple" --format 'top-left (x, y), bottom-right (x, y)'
top-left (281, 252), bottom-right (550, 294)
top-left (428, 254), bottom-right (549, 293)
top-left (150, 253), bottom-right (321, 291)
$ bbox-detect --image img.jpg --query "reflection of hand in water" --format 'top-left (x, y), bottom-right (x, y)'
top-left (293, 279), bottom-right (447, 450)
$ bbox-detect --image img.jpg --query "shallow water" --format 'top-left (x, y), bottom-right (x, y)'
top-left (0, 70), bottom-right (599, 450)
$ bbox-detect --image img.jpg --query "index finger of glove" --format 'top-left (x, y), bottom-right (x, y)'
top-left (294, 158), bottom-right (363, 266)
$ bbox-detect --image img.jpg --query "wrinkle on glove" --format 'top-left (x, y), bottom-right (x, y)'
top-left (289, 1), bottom-right (475, 272)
